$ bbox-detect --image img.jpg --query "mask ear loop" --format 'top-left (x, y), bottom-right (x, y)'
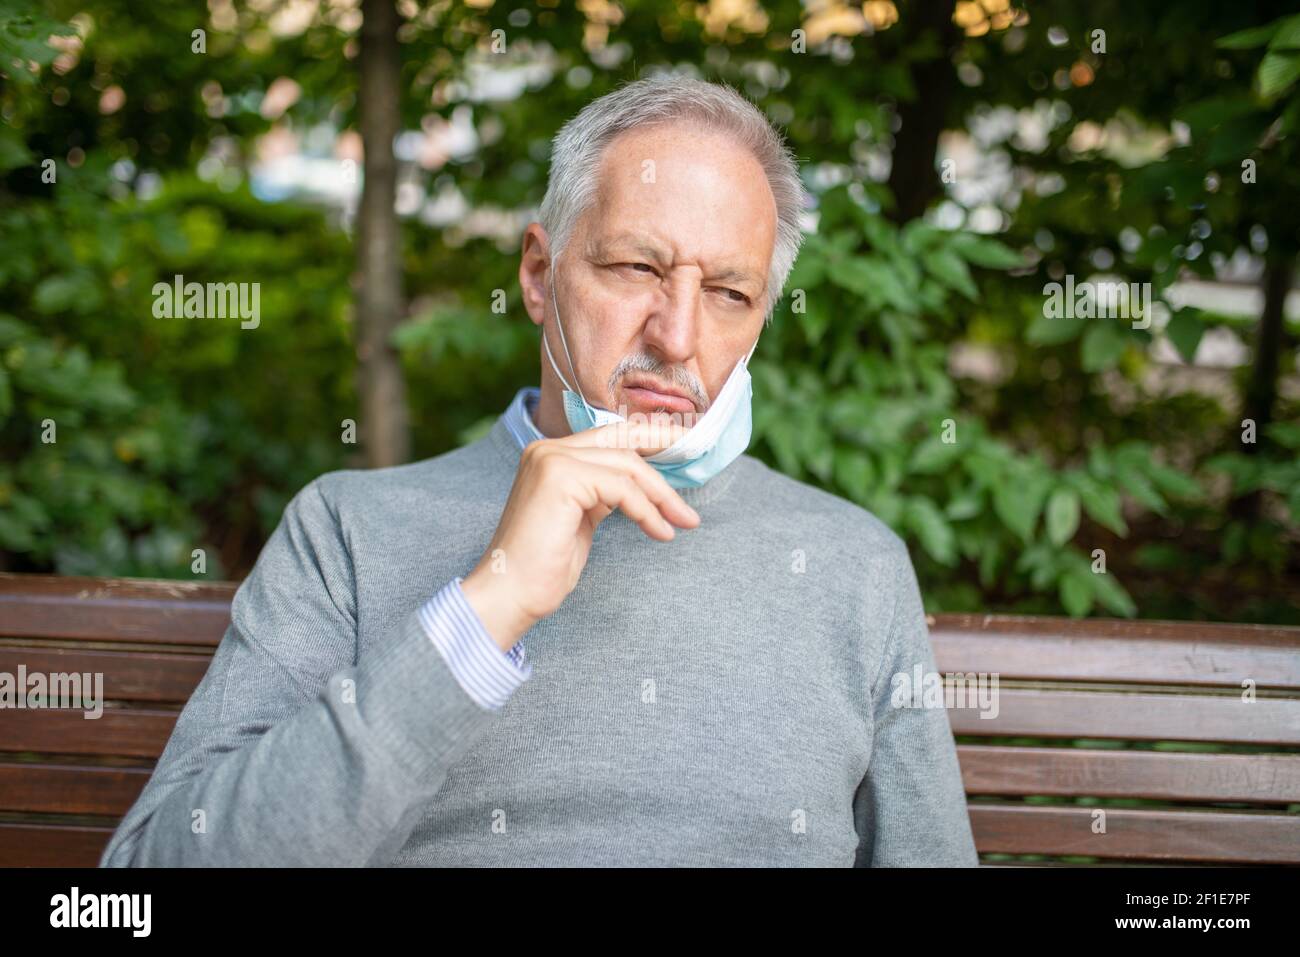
top-left (541, 317), bottom-right (574, 394)
top-left (545, 251), bottom-right (595, 410)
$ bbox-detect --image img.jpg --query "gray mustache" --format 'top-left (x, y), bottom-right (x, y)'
top-left (606, 353), bottom-right (710, 412)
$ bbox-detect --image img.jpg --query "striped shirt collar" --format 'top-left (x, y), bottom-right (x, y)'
top-left (501, 386), bottom-right (545, 449)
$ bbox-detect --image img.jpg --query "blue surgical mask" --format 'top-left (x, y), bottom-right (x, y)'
top-left (543, 253), bottom-right (760, 490)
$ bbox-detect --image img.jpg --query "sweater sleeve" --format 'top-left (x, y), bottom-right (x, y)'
top-left (98, 477), bottom-right (506, 867)
top-left (852, 547), bottom-right (979, 867)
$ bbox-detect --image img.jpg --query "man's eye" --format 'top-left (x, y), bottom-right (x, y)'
top-left (717, 288), bottom-right (750, 305)
top-left (622, 262), bottom-right (656, 274)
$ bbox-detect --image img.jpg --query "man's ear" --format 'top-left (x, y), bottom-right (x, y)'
top-left (519, 225), bottom-right (552, 327)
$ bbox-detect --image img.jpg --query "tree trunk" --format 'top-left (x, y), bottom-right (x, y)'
top-left (356, 0), bottom-right (410, 467)
top-left (886, 0), bottom-right (960, 224)
top-left (1230, 253), bottom-right (1294, 523)
top-left (1242, 254), bottom-right (1293, 453)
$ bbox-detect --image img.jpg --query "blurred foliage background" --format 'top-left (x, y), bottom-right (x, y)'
top-left (1, 0), bottom-right (1297, 623)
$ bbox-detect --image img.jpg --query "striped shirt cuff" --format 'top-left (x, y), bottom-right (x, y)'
top-left (416, 577), bottom-right (532, 712)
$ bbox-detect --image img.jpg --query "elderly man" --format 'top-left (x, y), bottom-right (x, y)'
top-left (101, 75), bottom-right (977, 867)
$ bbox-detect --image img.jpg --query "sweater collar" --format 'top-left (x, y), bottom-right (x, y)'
top-left (488, 386), bottom-right (742, 507)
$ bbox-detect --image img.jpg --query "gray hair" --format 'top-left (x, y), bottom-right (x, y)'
top-left (537, 73), bottom-right (807, 324)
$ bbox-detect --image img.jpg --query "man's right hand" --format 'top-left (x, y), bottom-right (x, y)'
top-left (460, 418), bottom-right (700, 652)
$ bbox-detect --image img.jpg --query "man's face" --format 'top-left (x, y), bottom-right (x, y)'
top-left (524, 121), bottom-right (777, 429)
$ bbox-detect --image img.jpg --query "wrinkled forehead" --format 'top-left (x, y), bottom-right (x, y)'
top-left (576, 122), bottom-right (777, 291)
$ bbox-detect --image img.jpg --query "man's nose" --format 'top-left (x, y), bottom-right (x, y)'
top-left (640, 274), bottom-right (700, 365)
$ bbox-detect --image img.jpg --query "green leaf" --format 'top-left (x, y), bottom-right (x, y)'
top-left (904, 497), bottom-right (957, 566)
top-left (832, 255), bottom-right (914, 311)
top-left (1146, 462), bottom-right (1204, 502)
top-left (948, 233), bottom-right (1024, 269)
top-left (1059, 570), bottom-right (1095, 618)
top-left (1205, 111), bottom-right (1275, 166)
top-left (833, 448), bottom-right (873, 501)
top-left (0, 508), bottom-right (36, 550)
top-left (1080, 322), bottom-right (1129, 372)
top-left (1175, 95), bottom-right (1260, 136)
top-left (795, 299), bottom-right (830, 346)
top-left (764, 418), bottom-right (801, 476)
top-left (7, 490), bottom-right (49, 529)
top-left (1017, 544), bottom-right (1060, 591)
top-left (800, 423), bottom-right (834, 481)
top-left (1087, 444), bottom-right (1114, 479)
top-left (0, 128), bottom-right (33, 173)
top-left (1216, 22), bottom-right (1281, 49)
top-left (1259, 51), bottom-right (1300, 97)
top-left (1116, 467), bottom-right (1167, 515)
top-left (868, 489), bottom-right (904, 527)
top-left (860, 215), bottom-right (900, 256)
top-left (901, 221), bottom-right (944, 255)
top-left (1266, 421), bottom-right (1300, 450)
top-left (1045, 488), bottom-right (1081, 546)
top-left (921, 248), bottom-right (978, 299)
top-left (945, 490), bottom-right (983, 521)
top-left (1113, 444), bottom-right (1164, 505)
top-left (1205, 453), bottom-right (1266, 495)
top-left (993, 467), bottom-right (1052, 542)
top-left (1026, 312), bottom-right (1087, 345)
top-left (1074, 477), bottom-right (1129, 536)
top-left (33, 273), bottom-right (93, 314)
top-left (978, 539), bottom-right (1000, 587)
top-left (1266, 14), bottom-right (1300, 50)
top-left (909, 433), bottom-right (963, 474)
top-left (964, 444), bottom-right (1012, 489)
top-left (0, 314), bottom-right (29, 346)
top-left (1091, 571), bottom-right (1138, 618)
top-left (1165, 309), bottom-right (1205, 363)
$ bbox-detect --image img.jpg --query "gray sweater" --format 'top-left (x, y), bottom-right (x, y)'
top-left (99, 414), bottom-right (979, 867)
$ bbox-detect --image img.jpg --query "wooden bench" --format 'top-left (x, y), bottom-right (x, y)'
top-left (2, 572), bottom-right (1298, 867)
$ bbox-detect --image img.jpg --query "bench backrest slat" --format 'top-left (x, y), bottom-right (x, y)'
top-left (968, 805), bottom-right (1300, 864)
top-left (947, 688), bottom-right (1300, 745)
top-left (0, 647), bottom-right (212, 704)
top-left (958, 745), bottom-right (1300, 803)
top-left (0, 574), bottom-right (235, 646)
top-left (0, 823), bottom-right (115, 868)
top-left (4, 706), bottom-right (179, 759)
top-left (0, 762), bottom-right (152, 816)
top-left (931, 616), bottom-right (1300, 689)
